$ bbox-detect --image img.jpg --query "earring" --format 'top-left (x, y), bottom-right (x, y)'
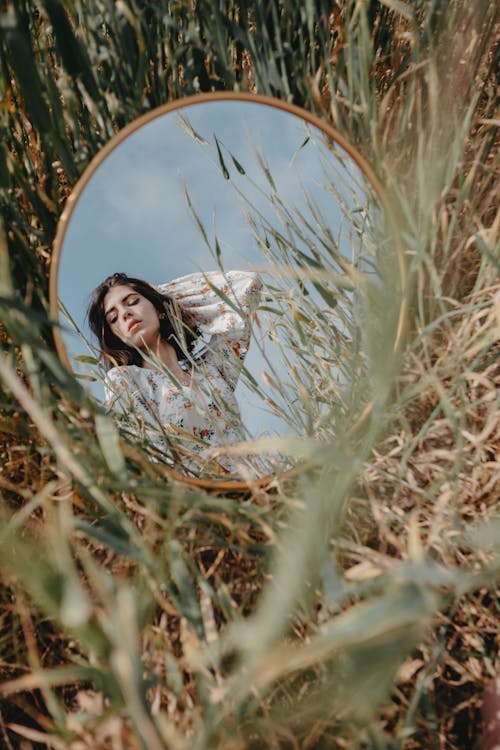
top-left (158, 312), bottom-right (166, 320)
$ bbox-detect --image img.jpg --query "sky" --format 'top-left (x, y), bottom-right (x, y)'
top-left (57, 99), bottom-right (371, 437)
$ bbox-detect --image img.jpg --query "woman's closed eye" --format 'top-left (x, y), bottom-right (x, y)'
top-left (108, 297), bottom-right (139, 325)
top-left (123, 296), bottom-right (140, 314)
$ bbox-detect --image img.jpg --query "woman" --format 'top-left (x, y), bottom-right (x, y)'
top-left (87, 270), bottom-right (262, 475)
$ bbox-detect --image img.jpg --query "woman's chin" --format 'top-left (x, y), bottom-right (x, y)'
top-left (119, 325), bottom-right (158, 353)
top-left (130, 333), bottom-right (155, 351)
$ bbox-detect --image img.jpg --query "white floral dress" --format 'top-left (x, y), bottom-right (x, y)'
top-left (104, 271), bottom-right (262, 475)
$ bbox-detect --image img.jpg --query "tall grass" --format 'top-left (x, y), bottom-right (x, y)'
top-left (0, 1), bottom-right (498, 748)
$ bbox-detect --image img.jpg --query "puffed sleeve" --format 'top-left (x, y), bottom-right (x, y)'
top-left (104, 366), bottom-right (149, 420)
top-left (158, 271), bottom-right (262, 389)
top-left (104, 366), bottom-right (140, 418)
top-left (104, 366), bottom-right (162, 444)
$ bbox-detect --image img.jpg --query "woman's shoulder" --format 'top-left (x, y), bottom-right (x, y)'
top-left (105, 364), bottom-right (141, 383)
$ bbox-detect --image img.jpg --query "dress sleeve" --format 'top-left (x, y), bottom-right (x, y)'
top-left (104, 367), bottom-right (135, 415)
top-left (158, 271), bottom-right (262, 389)
top-left (104, 366), bottom-right (154, 423)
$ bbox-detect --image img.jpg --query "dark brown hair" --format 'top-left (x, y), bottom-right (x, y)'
top-left (87, 272), bottom-right (198, 370)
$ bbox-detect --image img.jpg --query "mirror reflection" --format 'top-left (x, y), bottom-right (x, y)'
top-left (54, 97), bottom-right (381, 478)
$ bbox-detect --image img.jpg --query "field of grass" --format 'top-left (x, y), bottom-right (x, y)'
top-left (0, 1), bottom-right (498, 748)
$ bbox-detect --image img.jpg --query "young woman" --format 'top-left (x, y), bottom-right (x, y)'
top-left (87, 270), bottom-right (262, 475)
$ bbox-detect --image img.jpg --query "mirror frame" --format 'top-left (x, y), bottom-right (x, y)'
top-left (50, 91), bottom-right (398, 491)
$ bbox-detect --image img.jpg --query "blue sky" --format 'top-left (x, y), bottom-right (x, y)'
top-left (58, 99), bottom-right (369, 436)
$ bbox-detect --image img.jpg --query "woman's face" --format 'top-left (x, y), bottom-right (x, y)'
top-left (103, 284), bottom-right (160, 352)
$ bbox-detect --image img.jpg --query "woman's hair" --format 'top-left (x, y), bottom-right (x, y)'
top-left (87, 272), bottom-right (198, 370)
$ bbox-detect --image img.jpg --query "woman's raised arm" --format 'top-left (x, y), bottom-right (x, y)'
top-left (158, 271), bottom-right (262, 389)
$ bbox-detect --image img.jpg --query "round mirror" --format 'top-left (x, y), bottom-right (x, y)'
top-left (50, 93), bottom-right (388, 488)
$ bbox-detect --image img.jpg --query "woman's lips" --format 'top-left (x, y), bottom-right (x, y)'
top-left (127, 320), bottom-right (141, 333)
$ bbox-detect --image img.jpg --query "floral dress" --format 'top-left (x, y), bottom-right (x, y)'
top-left (104, 271), bottom-right (262, 475)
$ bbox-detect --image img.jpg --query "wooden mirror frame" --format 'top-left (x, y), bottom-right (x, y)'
top-left (50, 92), bottom-right (399, 492)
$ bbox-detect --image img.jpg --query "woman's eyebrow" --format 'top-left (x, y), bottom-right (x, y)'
top-left (105, 292), bottom-right (136, 317)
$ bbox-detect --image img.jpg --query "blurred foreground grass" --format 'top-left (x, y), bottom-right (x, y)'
top-left (0, 1), bottom-right (498, 748)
